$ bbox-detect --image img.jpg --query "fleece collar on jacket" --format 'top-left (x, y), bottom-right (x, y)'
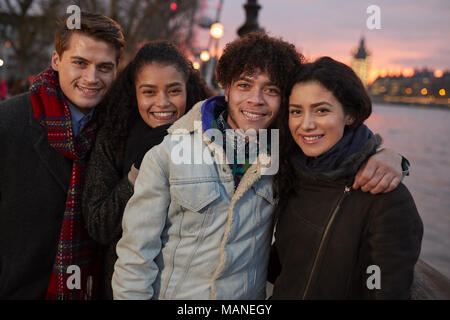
top-left (168, 99), bottom-right (204, 134)
top-left (167, 98), bottom-right (271, 169)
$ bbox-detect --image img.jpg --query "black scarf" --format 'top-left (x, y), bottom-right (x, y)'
top-left (123, 116), bottom-right (170, 173)
top-left (291, 124), bottom-right (374, 177)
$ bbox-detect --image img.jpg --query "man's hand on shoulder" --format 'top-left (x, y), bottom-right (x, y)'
top-left (353, 148), bottom-right (403, 194)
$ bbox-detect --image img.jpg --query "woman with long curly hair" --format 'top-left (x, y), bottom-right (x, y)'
top-left (81, 40), bottom-right (211, 299)
top-left (269, 57), bottom-right (423, 299)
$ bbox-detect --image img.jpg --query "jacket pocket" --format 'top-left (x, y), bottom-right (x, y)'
top-left (171, 181), bottom-right (220, 212)
top-left (170, 181), bottom-right (220, 233)
top-left (252, 179), bottom-right (275, 227)
top-left (254, 184), bottom-right (274, 206)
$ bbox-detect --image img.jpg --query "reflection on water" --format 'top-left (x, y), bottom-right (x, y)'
top-left (366, 104), bottom-right (450, 278)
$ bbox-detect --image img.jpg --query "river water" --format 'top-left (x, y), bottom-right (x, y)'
top-left (365, 103), bottom-right (450, 278)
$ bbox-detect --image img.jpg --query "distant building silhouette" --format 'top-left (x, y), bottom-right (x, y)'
top-left (369, 69), bottom-right (449, 106)
top-left (351, 37), bottom-right (370, 87)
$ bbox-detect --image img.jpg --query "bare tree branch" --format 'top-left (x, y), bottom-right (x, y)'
top-left (0, 0), bottom-right (201, 78)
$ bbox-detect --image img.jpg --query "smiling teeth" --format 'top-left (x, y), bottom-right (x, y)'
top-left (78, 87), bottom-right (99, 93)
top-left (154, 112), bottom-right (174, 117)
top-left (304, 135), bottom-right (322, 141)
top-left (243, 111), bottom-right (263, 119)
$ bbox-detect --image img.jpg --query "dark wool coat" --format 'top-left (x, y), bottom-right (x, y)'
top-left (0, 93), bottom-right (72, 299)
top-left (269, 135), bottom-right (423, 299)
top-left (82, 117), bottom-right (168, 299)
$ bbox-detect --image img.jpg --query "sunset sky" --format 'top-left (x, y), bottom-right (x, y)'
top-left (196, 0), bottom-right (450, 84)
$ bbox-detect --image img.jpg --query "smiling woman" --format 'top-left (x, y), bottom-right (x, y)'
top-left (136, 63), bottom-right (187, 128)
top-left (288, 80), bottom-right (355, 157)
top-left (271, 57), bottom-right (423, 299)
top-left (81, 40), bottom-right (211, 299)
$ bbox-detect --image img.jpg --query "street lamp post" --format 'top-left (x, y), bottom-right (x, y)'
top-left (200, 0), bottom-right (225, 89)
top-left (210, 22), bottom-right (224, 59)
top-left (237, 0), bottom-right (264, 38)
top-left (204, 20), bottom-right (224, 89)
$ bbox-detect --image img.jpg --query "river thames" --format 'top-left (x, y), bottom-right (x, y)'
top-left (365, 103), bottom-right (450, 278)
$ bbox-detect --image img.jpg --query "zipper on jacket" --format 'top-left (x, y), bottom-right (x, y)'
top-left (302, 185), bottom-right (351, 299)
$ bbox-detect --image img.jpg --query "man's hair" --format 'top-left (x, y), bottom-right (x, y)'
top-left (216, 32), bottom-right (304, 91)
top-left (54, 11), bottom-right (125, 62)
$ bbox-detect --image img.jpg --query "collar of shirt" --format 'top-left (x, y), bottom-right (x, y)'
top-left (68, 102), bottom-right (95, 137)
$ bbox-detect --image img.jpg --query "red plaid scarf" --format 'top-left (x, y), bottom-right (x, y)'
top-left (30, 67), bottom-right (100, 300)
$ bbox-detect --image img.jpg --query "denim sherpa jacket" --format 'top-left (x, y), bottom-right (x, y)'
top-left (112, 99), bottom-right (276, 299)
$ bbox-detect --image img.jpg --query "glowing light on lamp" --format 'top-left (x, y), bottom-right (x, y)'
top-left (439, 89), bottom-right (446, 96)
top-left (421, 88), bottom-right (428, 95)
top-left (0, 59), bottom-right (4, 67)
top-left (210, 22), bottom-right (224, 39)
top-left (200, 50), bottom-right (210, 62)
top-left (193, 61), bottom-right (200, 70)
top-left (405, 88), bottom-right (412, 95)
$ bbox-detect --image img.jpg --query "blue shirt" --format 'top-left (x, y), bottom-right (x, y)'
top-left (68, 103), bottom-right (94, 137)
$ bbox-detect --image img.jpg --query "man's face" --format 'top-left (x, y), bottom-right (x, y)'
top-left (225, 70), bottom-right (281, 132)
top-left (51, 32), bottom-right (118, 114)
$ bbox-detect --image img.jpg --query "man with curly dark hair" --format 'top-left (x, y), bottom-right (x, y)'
top-left (112, 32), bottom-right (406, 299)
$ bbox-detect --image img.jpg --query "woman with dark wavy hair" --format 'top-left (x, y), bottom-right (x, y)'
top-left (82, 40), bottom-right (211, 299)
top-left (269, 56), bottom-right (423, 299)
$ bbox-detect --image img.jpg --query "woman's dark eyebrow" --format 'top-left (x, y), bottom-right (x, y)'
top-left (138, 82), bottom-right (183, 89)
top-left (166, 82), bottom-right (183, 88)
top-left (289, 102), bottom-right (333, 108)
top-left (138, 84), bottom-right (157, 89)
top-left (311, 101), bottom-right (333, 108)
